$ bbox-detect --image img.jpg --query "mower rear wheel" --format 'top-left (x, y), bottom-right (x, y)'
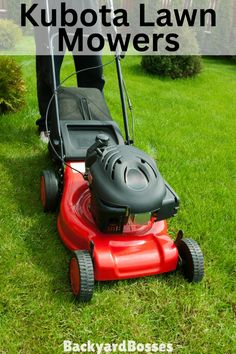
top-left (177, 238), bottom-right (204, 283)
top-left (69, 250), bottom-right (94, 302)
top-left (40, 170), bottom-right (59, 212)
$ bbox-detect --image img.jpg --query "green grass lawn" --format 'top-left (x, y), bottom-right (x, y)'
top-left (0, 56), bottom-right (235, 354)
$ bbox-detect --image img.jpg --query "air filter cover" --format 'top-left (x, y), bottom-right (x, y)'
top-left (89, 145), bottom-right (166, 214)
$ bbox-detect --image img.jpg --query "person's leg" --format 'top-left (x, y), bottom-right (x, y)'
top-left (35, 55), bottom-right (64, 132)
top-left (73, 55), bottom-right (105, 92)
top-left (35, 55), bottom-right (52, 131)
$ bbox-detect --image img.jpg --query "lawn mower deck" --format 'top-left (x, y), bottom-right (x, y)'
top-left (57, 163), bottom-right (179, 281)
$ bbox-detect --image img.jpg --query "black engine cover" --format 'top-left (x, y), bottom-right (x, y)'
top-left (86, 136), bottom-right (179, 233)
top-left (88, 144), bottom-right (166, 214)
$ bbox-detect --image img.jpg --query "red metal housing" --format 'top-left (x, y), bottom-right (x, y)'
top-left (58, 163), bottom-right (179, 281)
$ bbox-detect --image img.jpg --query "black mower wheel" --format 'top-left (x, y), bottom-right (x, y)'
top-left (69, 250), bottom-right (94, 302)
top-left (40, 170), bottom-right (59, 212)
top-left (177, 238), bottom-right (204, 283)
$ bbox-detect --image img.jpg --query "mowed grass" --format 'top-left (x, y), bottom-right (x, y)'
top-left (0, 56), bottom-right (235, 353)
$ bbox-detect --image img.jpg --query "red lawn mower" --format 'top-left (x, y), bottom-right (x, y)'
top-left (40, 9), bottom-right (204, 304)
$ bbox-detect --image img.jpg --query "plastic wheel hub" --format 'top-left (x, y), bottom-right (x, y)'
top-left (70, 257), bottom-right (81, 295)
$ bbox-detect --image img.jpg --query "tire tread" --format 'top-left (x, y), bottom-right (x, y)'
top-left (177, 238), bottom-right (204, 283)
top-left (73, 250), bottom-right (94, 302)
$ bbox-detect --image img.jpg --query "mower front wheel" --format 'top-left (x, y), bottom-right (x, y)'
top-left (69, 250), bottom-right (94, 302)
top-left (177, 238), bottom-right (204, 283)
top-left (40, 170), bottom-right (59, 212)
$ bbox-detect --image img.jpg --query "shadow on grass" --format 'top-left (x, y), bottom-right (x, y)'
top-left (0, 114), bottom-right (40, 146)
top-left (0, 124), bottom-right (71, 289)
top-left (96, 271), bottom-right (181, 290)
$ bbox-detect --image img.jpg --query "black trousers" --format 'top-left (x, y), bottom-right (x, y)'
top-left (36, 55), bottom-right (105, 130)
